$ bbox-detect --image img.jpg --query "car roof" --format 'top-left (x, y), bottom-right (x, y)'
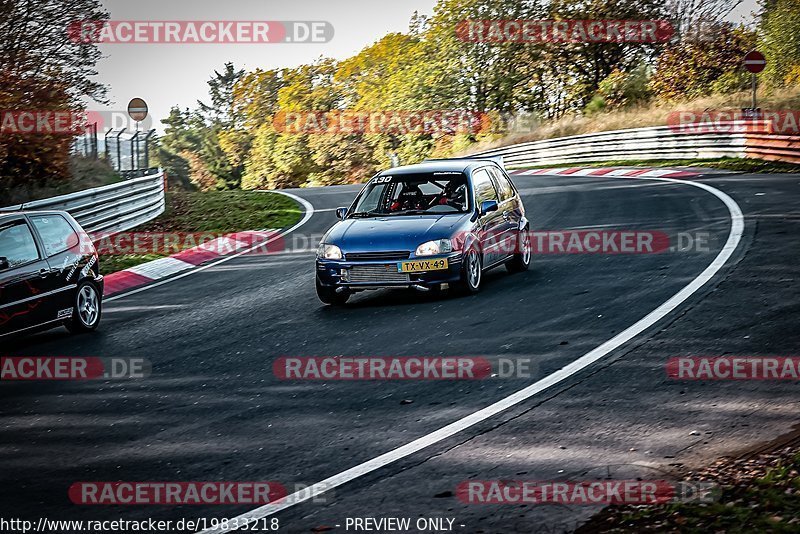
top-left (377, 158), bottom-right (501, 176)
top-left (0, 209), bottom-right (70, 219)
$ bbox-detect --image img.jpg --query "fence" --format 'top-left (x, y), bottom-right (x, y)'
top-left (73, 128), bottom-right (157, 172)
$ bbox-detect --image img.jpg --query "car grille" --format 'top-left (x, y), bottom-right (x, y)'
top-left (345, 251), bottom-right (410, 261)
top-left (348, 264), bottom-right (410, 284)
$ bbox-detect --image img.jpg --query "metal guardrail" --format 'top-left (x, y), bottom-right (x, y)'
top-left (0, 171), bottom-right (166, 234)
top-left (471, 123), bottom-right (800, 168)
top-left (745, 133), bottom-right (800, 163)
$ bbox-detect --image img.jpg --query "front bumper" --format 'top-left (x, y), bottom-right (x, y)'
top-left (316, 252), bottom-right (463, 291)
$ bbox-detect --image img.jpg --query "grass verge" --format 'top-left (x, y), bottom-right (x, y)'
top-left (577, 446), bottom-right (800, 533)
top-left (99, 191), bottom-right (302, 275)
top-left (517, 157), bottom-right (800, 174)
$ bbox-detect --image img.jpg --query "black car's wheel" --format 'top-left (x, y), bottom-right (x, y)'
top-left (65, 281), bottom-right (102, 333)
top-left (456, 247), bottom-right (482, 294)
top-left (506, 227), bottom-right (532, 273)
top-left (316, 278), bottom-right (350, 306)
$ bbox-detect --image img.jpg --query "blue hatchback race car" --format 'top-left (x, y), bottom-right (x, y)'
top-left (315, 158), bottom-right (531, 305)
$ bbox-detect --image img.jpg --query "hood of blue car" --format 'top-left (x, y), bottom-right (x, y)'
top-left (324, 214), bottom-right (470, 253)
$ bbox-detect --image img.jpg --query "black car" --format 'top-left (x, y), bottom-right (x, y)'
top-left (316, 158), bottom-right (530, 305)
top-left (0, 210), bottom-right (104, 338)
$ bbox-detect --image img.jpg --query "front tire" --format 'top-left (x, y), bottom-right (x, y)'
top-left (456, 247), bottom-right (482, 294)
top-left (506, 227), bottom-right (532, 273)
top-left (316, 278), bottom-right (350, 306)
top-left (65, 281), bottom-right (102, 333)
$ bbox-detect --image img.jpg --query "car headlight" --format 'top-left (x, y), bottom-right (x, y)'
top-left (415, 239), bottom-right (453, 256)
top-left (317, 243), bottom-right (343, 260)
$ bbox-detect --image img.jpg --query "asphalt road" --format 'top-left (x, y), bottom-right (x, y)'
top-left (1, 171), bottom-right (799, 533)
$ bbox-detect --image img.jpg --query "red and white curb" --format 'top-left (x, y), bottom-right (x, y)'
top-left (510, 167), bottom-right (700, 178)
top-left (102, 230), bottom-right (278, 297)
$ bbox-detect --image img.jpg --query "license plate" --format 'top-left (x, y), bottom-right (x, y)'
top-left (397, 259), bottom-right (449, 273)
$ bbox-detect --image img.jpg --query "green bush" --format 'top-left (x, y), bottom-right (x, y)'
top-left (760, 0), bottom-right (800, 87)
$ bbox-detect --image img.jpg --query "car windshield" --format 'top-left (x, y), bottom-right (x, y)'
top-left (350, 172), bottom-right (470, 217)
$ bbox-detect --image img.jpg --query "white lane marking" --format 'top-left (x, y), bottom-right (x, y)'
top-left (199, 176), bottom-right (744, 534)
top-left (642, 169), bottom-right (688, 177)
top-left (125, 257), bottom-right (195, 280)
top-left (106, 191), bottom-right (315, 302)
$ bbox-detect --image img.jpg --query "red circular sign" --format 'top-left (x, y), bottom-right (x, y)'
top-left (127, 98), bottom-right (148, 122)
top-left (743, 51), bottom-right (766, 73)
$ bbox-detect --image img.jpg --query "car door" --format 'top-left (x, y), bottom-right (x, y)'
top-left (488, 166), bottom-right (522, 258)
top-left (471, 168), bottom-right (505, 266)
top-left (0, 217), bottom-right (57, 336)
top-left (27, 213), bottom-right (88, 320)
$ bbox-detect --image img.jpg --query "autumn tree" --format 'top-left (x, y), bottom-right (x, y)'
top-left (0, 0), bottom-right (108, 203)
top-left (650, 23), bottom-right (755, 100)
top-left (759, 0), bottom-right (800, 87)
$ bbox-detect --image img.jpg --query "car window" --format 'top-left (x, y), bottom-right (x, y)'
top-left (489, 167), bottom-right (515, 201)
top-left (472, 168), bottom-right (499, 204)
top-left (356, 185), bottom-right (383, 213)
top-left (0, 221), bottom-right (40, 268)
top-left (28, 214), bottom-right (79, 257)
top-left (351, 173), bottom-right (470, 216)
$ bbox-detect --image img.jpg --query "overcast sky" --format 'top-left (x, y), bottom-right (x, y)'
top-left (91, 0), bottom-right (759, 133)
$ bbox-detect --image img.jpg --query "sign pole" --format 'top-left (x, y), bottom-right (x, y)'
top-left (742, 51), bottom-right (766, 121)
top-left (127, 97), bottom-right (149, 172)
top-left (135, 120), bottom-right (141, 170)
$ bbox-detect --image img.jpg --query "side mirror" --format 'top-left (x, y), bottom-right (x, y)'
top-left (335, 207), bottom-right (348, 221)
top-left (479, 200), bottom-right (499, 216)
top-left (0, 257), bottom-right (9, 271)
